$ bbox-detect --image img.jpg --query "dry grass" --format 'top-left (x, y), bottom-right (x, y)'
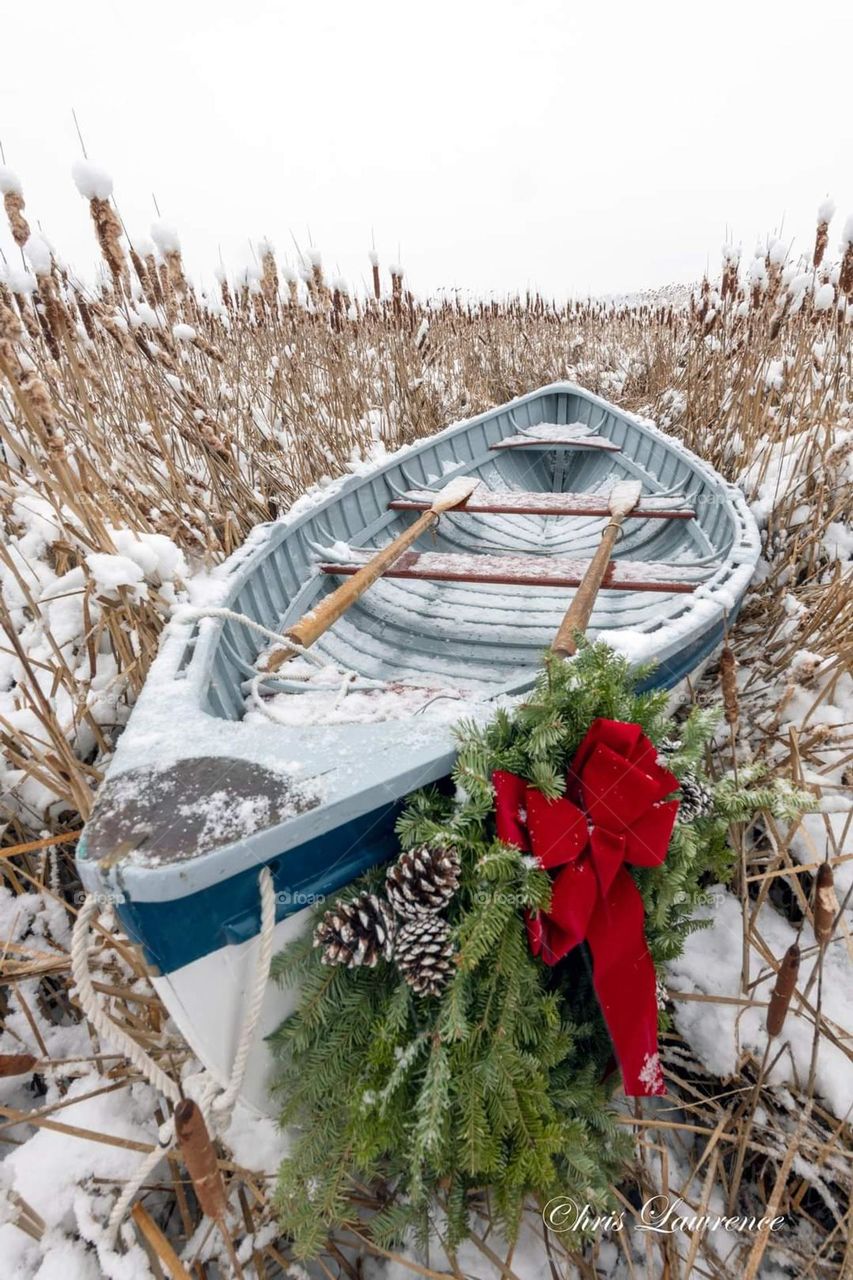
top-left (0, 168), bottom-right (851, 1277)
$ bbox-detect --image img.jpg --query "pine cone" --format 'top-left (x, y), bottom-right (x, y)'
top-left (385, 844), bottom-right (461, 919)
top-left (313, 892), bottom-right (396, 968)
top-left (676, 773), bottom-right (713, 823)
top-left (395, 915), bottom-right (455, 997)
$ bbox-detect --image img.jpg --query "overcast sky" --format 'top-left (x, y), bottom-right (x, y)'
top-left (1, 0), bottom-right (851, 299)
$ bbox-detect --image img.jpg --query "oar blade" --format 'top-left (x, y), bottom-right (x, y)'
top-left (431, 477), bottom-right (479, 513)
top-left (608, 480), bottom-right (643, 517)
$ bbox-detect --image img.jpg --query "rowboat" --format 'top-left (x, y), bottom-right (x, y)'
top-left (76, 383), bottom-right (760, 1111)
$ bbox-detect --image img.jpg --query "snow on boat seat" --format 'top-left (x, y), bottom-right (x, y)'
top-left (320, 550), bottom-right (706, 593)
top-left (388, 485), bottom-right (695, 520)
top-left (490, 422), bottom-right (622, 452)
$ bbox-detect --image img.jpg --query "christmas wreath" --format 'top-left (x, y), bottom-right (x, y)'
top-left (270, 643), bottom-right (806, 1258)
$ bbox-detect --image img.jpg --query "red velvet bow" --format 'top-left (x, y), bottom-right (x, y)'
top-left (493, 718), bottom-right (679, 1096)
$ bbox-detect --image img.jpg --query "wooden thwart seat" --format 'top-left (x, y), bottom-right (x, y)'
top-left (490, 427), bottom-right (621, 452)
top-left (320, 550), bottom-right (705, 593)
top-left (389, 485), bottom-right (694, 520)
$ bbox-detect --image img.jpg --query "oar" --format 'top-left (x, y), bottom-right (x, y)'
top-left (266, 477), bottom-right (479, 671)
top-left (551, 480), bottom-right (643, 657)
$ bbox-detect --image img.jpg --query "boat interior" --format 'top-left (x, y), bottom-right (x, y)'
top-left (190, 388), bottom-right (742, 713)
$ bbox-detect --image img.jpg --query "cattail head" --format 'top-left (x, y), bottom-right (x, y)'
top-left (174, 1098), bottom-right (228, 1222)
top-left (721, 243), bottom-right (740, 300)
top-left (813, 197), bottom-right (835, 268)
top-left (369, 248), bottom-right (381, 300)
top-left (719, 643), bottom-right (739, 727)
top-left (258, 237), bottom-right (278, 305)
top-left (1, 164), bottom-right (31, 247)
top-left (766, 942), bottom-right (800, 1037)
top-left (71, 160), bottom-right (126, 286)
top-left (813, 863), bottom-right (836, 946)
top-left (151, 219), bottom-right (185, 295)
top-left (838, 215), bottom-right (853, 297)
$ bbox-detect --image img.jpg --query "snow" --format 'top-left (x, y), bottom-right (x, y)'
top-left (70, 159), bottom-right (113, 201)
top-left (817, 196), bottom-right (836, 223)
top-left (0, 164), bottom-right (23, 195)
top-left (150, 219), bottom-right (180, 254)
top-left (85, 552), bottom-right (147, 599)
top-left (23, 234), bottom-right (52, 277)
top-left (667, 891), bottom-right (852, 1117)
top-left (171, 322), bottom-right (196, 342)
top-left (813, 281), bottom-right (835, 311)
top-left (131, 235), bottom-right (155, 258)
top-left (5, 265), bottom-right (37, 296)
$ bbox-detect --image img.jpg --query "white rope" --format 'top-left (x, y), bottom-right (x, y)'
top-left (105, 1116), bottom-right (175, 1246)
top-left (179, 605), bottom-right (327, 667)
top-left (71, 896), bottom-right (182, 1105)
top-left (73, 865), bottom-right (278, 1247)
top-left (185, 603), bottom-right (388, 724)
top-left (207, 866), bottom-right (275, 1116)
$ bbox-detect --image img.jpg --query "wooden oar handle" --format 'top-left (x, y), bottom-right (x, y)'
top-left (551, 520), bottom-right (622, 657)
top-left (267, 509), bottom-right (437, 669)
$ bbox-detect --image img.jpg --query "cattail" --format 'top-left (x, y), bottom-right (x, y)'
top-left (280, 265), bottom-right (298, 307)
top-left (151, 220), bottom-right (186, 297)
top-left (0, 301), bottom-right (25, 344)
top-left (839, 215), bottom-right (853, 297)
top-left (258, 238), bottom-right (278, 306)
top-left (369, 248), bottom-right (381, 300)
top-left (719, 644), bottom-right (739, 726)
top-left (70, 160), bottom-right (126, 286)
top-left (766, 942), bottom-right (800, 1037)
top-left (813, 863), bottom-right (836, 946)
top-left (0, 165), bottom-right (31, 247)
top-left (813, 198), bottom-right (835, 268)
top-left (390, 263), bottom-right (404, 321)
top-left (174, 1099), bottom-right (228, 1221)
top-left (305, 246), bottom-right (325, 301)
top-left (143, 253), bottom-right (164, 306)
top-left (76, 295), bottom-right (97, 343)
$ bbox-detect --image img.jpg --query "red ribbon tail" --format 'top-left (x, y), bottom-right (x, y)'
top-left (585, 867), bottom-right (665, 1097)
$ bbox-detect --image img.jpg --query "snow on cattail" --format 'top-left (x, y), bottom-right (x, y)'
top-left (132, 235), bottom-right (156, 260)
top-left (0, 165), bottom-right (23, 196)
top-left (813, 281), bottom-right (835, 312)
top-left (23, 234), bottom-right (53, 278)
top-left (6, 265), bottom-right (37, 296)
top-left (151, 219), bottom-right (180, 256)
top-left (172, 322), bottom-right (196, 342)
top-left (71, 159), bottom-right (113, 201)
top-left (767, 238), bottom-right (788, 267)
